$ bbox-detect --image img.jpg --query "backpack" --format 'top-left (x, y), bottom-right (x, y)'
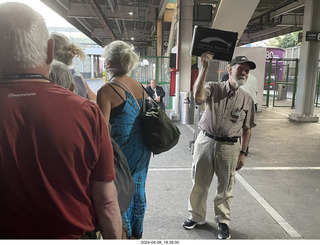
top-left (111, 138), bottom-right (134, 215)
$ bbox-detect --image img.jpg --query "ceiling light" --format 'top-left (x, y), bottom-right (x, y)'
top-left (129, 12), bottom-right (133, 15)
top-left (131, 37), bottom-right (134, 40)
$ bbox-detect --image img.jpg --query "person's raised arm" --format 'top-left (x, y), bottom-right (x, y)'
top-left (91, 180), bottom-right (122, 239)
top-left (193, 52), bottom-right (214, 105)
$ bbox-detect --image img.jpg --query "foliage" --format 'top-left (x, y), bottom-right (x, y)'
top-left (276, 32), bottom-right (302, 48)
top-left (263, 38), bottom-right (280, 47)
top-left (262, 31), bottom-right (302, 48)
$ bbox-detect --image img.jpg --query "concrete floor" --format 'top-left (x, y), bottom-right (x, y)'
top-left (142, 105), bottom-right (320, 241)
top-left (87, 80), bottom-right (320, 241)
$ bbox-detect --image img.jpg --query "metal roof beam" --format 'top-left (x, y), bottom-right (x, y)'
top-left (67, 3), bottom-right (97, 18)
top-left (85, 0), bottom-right (116, 41)
top-left (159, 0), bottom-right (169, 17)
top-left (240, 25), bottom-right (301, 45)
top-left (251, 0), bottom-right (305, 21)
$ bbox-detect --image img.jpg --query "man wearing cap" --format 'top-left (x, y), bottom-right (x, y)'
top-left (182, 52), bottom-right (256, 239)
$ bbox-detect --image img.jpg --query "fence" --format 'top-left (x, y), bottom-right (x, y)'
top-left (131, 56), bottom-right (172, 109)
top-left (264, 57), bottom-right (320, 108)
top-left (264, 58), bottom-right (299, 108)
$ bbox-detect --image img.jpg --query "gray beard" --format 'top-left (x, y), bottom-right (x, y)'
top-left (233, 76), bottom-right (247, 87)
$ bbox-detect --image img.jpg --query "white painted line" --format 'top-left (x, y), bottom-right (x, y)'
top-left (265, 108), bottom-right (289, 117)
top-left (149, 167), bottom-right (320, 171)
top-left (149, 168), bottom-right (190, 171)
top-left (236, 172), bottom-right (302, 239)
top-left (242, 166), bottom-right (320, 170)
top-left (148, 167), bottom-right (307, 238)
top-left (186, 124), bottom-right (195, 133)
top-left (264, 108), bottom-right (320, 125)
top-left (256, 118), bottom-right (288, 121)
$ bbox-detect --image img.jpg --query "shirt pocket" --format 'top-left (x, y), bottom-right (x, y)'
top-left (230, 108), bottom-right (245, 123)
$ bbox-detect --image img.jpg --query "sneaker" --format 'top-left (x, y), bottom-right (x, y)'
top-left (218, 223), bottom-right (231, 239)
top-left (182, 219), bottom-right (206, 230)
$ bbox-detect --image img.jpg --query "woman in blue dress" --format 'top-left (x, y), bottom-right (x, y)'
top-left (97, 40), bottom-right (151, 239)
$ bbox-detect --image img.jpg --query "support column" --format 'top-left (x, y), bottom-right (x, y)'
top-left (156, 18), bottom-right (163, 56)
top-left (178, 0), bottom-right (193, 93)
top-left (156, 18), bottom-right (163, 82)
top-left (90, 55), bottom-right (94, 79)
top-left (289, 0), bottom-right (320, 122)
top-left (171, 0), bottom-right (193, 122)
top-left (96, 56), bottom-right (100, 77)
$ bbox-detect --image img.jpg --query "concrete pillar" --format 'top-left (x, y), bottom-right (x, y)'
top-left (178, 0), bottom-right (193, 93)
top-left (156, 18), bottom-right (163, 82)
top-left (91, 55), bottom-right (94, 79)
top-left (289, 0), bottom-right (320, 122)
top-left (171, 0), bottom-right (193, 122)
top-left (156, 18), bottom-right (163, 56)
top-left (96, 56), bottom-right (100, 77)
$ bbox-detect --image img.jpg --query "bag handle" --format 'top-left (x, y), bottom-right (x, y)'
top-left (112, 79), bottom-right (141, 113)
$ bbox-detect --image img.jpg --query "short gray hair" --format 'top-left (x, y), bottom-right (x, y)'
top-left (0, 2), bottom-right (49, 73)
top-left (102, 40), bottom-right (139, 76)
top-left (49, 60), bottom-right (75, 92)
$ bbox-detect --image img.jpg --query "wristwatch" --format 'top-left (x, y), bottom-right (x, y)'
top-left (240, 150), bottom-right (248, 156)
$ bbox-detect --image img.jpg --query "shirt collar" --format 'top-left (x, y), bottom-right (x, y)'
top-left (226, 81), bottom-right (237, 98)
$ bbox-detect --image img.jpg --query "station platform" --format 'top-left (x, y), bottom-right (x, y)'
top-left (87, 79), bottom-right (319, 241)
top-left (142, 106), bottom-right (320, 240)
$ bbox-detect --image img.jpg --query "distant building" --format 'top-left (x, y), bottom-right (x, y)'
top-left (48, 26), bottom-right (104, 79)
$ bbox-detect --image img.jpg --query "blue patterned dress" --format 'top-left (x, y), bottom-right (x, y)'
top-left (109, 83), bottom-right (151, 239)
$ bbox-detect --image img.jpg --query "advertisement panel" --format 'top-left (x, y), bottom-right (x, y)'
top-left (265, 47), bottom-right (285, 89)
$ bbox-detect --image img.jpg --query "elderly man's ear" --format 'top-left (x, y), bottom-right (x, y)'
top-left (46, 38), bottom-right (54, 65)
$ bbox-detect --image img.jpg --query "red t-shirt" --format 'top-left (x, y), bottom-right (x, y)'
top-left (0, 81), bottom-right (115, 239)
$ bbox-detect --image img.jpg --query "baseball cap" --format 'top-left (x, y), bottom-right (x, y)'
top-left (229, 56), bottom-right (256, 70)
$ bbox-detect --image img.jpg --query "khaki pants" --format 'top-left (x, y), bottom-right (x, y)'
top-left (188, 131), bottom-right (240, 226)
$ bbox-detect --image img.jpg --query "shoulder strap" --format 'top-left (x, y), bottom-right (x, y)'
top-left (112, 79), bottom-right (141, 112)
top-left (108, 83), bottom-right (125, 102)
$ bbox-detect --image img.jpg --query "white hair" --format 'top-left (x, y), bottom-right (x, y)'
top-left (49, 60), bottom-right (75, 92)
top-left (102, 40), bottom-right (139, 76)
top-left (50, 32), bottom-right (86, 66)
top-left (0, 2), bottom-right (49, 73)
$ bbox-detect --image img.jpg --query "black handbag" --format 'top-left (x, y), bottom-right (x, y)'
top-left (140, 84), bottom-right (181, 154)
top-left (110, 79), bottom-right (181, 155)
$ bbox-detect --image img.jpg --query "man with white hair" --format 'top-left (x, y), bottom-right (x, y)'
top-left (146, 79), bottom-right (166, 110)
top-left (0, 2), bottom-right (121, 239)
top-left (182, 53), bottom-right (256, 239)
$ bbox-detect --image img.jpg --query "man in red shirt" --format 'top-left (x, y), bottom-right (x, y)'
top-left (0, 2), bottom-right (121, 239)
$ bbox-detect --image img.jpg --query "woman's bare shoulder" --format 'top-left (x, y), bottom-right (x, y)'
top-left (98, 83), bottom-right (119, 98)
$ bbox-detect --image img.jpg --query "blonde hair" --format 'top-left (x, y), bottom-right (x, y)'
top-left (0, 2), bottom-right (49, 73)
top-left (102, 40), bottom-right (139, 76)
top-left (49, 60), bottom-right (75, 91)
top-left (50, 32), bottom-right (85, 66)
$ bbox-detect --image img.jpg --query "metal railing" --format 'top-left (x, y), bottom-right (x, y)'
top-left (264, 58), bottom-right (299, 108)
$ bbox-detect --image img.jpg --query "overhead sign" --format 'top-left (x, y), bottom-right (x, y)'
top-left (306, 31), bottom-right (320, 42)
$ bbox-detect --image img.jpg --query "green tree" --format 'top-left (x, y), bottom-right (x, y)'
top-left (277, 32), bottom-right (301, 48)
top-left (264, 38), bottom-right (280, 47)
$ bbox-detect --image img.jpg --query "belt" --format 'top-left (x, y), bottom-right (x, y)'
top-left (204, 131), bottom-right (239, 143)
